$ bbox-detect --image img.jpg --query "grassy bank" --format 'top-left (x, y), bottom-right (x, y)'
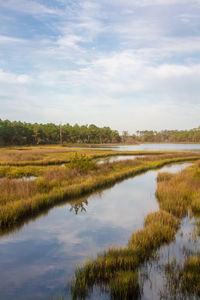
top-left (0, 147), bottom-right (195, 176)
top-left (0, 152), bottom-right (200, 231)
top-left (70, 159), bottom-right (200, 299)
top-left (0, 144), bottom-right (171, 166)
top-left (156, 161), bottom-right (200, 217)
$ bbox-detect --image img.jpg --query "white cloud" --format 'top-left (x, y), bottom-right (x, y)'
top-left (0, 69), bottom-right (31, 84)
top-left (0, 35), bottom-right (25, 43)
top-left (106, 0), bottom-right (191, 7)
top-left (56, 34), bottom-right (84, 48)
top-left (155, 64), bottom-right (200, 78)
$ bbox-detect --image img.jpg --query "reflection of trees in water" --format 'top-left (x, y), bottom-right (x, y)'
top-left (69, 189), bottom-right (105, 215)
top-left (69, 199), bottom-right (88, 215)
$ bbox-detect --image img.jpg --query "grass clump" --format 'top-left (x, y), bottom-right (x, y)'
top-left (156, 170), bottom-right (193, 218)
top-left (128, 210), bottom-right (179, 257)
top-left (71, 210), bottom-right (179, 299)
top-left (191, 195), bottom-right (200, 215)
top-left (156, 172), bottom-right (173, 182)
top-left (162, 256), bottom-right (200, 298)
top-left (109, 271), bottom-right (140, 300)
top-left (156, 163), bottom-right (200, 217)
top-left (181, 256), bottom-right (200, 294)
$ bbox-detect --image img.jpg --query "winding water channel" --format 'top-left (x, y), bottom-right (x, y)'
top-left (0, 162), bottom-right (193, 299)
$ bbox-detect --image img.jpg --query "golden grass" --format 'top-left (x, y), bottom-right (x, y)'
top-left (181, 256), bottom-right (200, 294)
top-left (156, 162), bottom-right (200, 217)
top-left (0, 178), bottom-right (37, 205)
top-left (0, 165), bottom-right (44, 178)
top-left (71, 158), bottom-right (200, 299)
top-left (0, 144), bottom-right (195, 166)
top-left (0, 153), bottom-right (199, 230)
top-left (155, 162), bottom-right (200, 297)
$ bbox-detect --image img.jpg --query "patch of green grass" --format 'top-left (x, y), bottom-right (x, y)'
top-left (109, 271), bottom-right (140, 300)
top-left (0, 165), bottom-right (44, 178)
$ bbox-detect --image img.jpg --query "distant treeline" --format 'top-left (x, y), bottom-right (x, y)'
top-left (0, 119), bottom-right (121, 146)
top-left (1, 119), bottom-right (200, 146)
top-left (130, 129), bottom-right (200, 143)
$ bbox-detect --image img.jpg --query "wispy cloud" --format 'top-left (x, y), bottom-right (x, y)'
top-left (0, 35), bottom-right (26, 43)
top-left (0, 0), bottom-right (61, 16)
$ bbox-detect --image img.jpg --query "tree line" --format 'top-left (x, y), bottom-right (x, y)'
top-left (0, 119), bottom-right (121, 146)
top-left (129, 128), bottom-right (200, 143)
top-left (1, 119), bottom-right (200, 146)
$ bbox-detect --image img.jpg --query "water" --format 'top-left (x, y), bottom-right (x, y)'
top-left (74, 143), bottom-right (200, 152)
top-left (97, 155), bottom-right (144, 164)
top-left (16, 176), bottom-right (37, 181)
top-left (0, 162), bottom-right (192, 300)
top-left (140, 215), bottom-right (200, 300)
top-left (0, 176), bottom-right (37, 181)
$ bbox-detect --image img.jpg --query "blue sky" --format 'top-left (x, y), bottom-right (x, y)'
top-left (1, 0), bottom-right (200, 133)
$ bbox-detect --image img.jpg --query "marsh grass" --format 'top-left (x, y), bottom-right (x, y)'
top-left (181, 256), bottom-right (200, 294)
top-left (0, 145), bottom-right (194, 166)
top-left (154, 162), bottom-right (200, 298)
top-left (71, 210), bottom-right (179, 299)
top-left (156, 162), bottom-right (200, 217)
top-left (0, 147), bottom-right (200, 298)
top-left (109, 271), bottom-right (140, 300)
top-left (0, 165), bottom-right (44, 178)
top-left (161, 256), bottom-right (200, 298)
top-left (0, 178), bottom-right (37, 205)
top-left (70, 159), bottom-right (200, 299)
top-left (0, 153), bottom-right (199, 230)
top-left (0, 146), bottom-right (108, 166)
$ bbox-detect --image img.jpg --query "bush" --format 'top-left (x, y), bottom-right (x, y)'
top-left (68, 153), bottom-right (95, 173)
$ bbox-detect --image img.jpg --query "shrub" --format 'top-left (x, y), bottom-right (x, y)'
top-left (68, 153), bottom-right (95, 173)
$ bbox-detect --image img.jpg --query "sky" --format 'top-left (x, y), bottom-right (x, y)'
top-left (0, 0), bottom-right (200, 133)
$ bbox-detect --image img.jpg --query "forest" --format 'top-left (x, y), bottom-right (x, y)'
top-left (1, 119), bottom-right (200, 146)
top-left (0, 119), bottom-right (121, 145)
top-left (128, 128), bottom-right (200, 143)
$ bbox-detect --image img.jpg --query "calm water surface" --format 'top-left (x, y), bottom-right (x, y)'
top-left (78, 143), bottom-right (200, 152)
top-left (0, 162), bottom-right (192, 300)
top-left (97, 155), bottom-right (143, 164)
